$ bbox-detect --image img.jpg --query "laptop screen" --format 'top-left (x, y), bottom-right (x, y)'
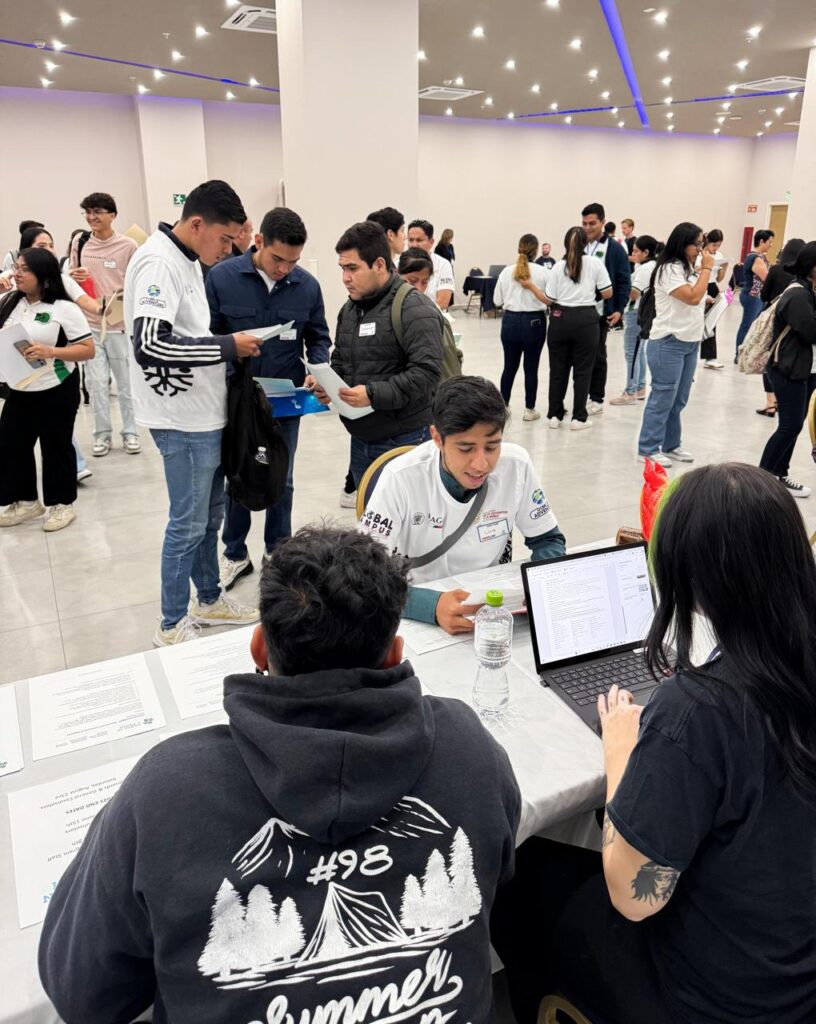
top-left (523, 544), bottom-right (656, 671)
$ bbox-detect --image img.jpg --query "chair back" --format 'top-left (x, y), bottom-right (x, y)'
top-left (538, 995), bottom-right (593, 1024)
top-left (355, 445), bottom-right (416, 519)
top-left (807, 389), bottom-right (816, 448)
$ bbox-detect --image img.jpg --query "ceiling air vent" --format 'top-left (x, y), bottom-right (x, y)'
top-left (735, 76), bottom-right (805, 93)
top-left (784, 121), bottom-right (801, 127)
top-left (418, 86), bottom-right (483, 102)
top-left (221, 6), bottom-right (277, 34)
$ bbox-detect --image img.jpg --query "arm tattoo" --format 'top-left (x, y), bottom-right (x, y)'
top-left (602, 812), bottom-right (616, 849)
top-left (630, 861), bottom-right (680, 905)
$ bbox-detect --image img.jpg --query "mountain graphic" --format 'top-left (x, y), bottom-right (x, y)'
top-left (233, 817), bottom-right (309, 878)
top-left (371, 796), bottom-right (451, 839)
top-left (297, 882), bottom-right (407, 965)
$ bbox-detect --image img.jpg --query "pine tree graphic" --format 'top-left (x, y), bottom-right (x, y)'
top-left (447, 827), bottom-right (481, 925)
top-left (243, 885), bottom-right (279, 969)
top-left (399, 874), bottom-right (424, 935)
top-left (420, 849), bottom-right (453, 931)
top-left (198, 879), bottom-right (250, 979)
top-left (277, 897), bottom-right (306, 961)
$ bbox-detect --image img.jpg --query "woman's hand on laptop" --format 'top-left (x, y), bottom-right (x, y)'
top-left (435, 590), bottom-right (483, 635)
top-left (598, 684), bottom-right (642, 796)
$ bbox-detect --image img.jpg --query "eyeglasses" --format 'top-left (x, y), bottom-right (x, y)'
top-left (85, 208), bottom-right (112, 217)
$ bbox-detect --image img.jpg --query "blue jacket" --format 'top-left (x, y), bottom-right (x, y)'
top-left (205, 251), bottom-right (331, 385)
top-left (593, 239), bottom-right (631, 317)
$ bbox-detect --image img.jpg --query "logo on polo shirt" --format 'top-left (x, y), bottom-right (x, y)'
top-left (531, 489), bottom-right (545, 506)
top-left (530, 504), bottom-right (551, 520)
top-left (411, 513), bottom-right (426, 525)
top-left (147, 285), bottom-right (161, 297)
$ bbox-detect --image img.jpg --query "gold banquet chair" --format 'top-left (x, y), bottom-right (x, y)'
top-left (355, 445), bottom-right (417, 520)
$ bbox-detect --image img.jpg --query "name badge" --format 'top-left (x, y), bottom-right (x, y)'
top-left (103, 259), bottom-right (117, 269)
top-left (279, 329), bottom-right (297, 341)
top-left (359, 322), bottom-right (376, 337)
top-left (477, 518), bottom-right (510, 543)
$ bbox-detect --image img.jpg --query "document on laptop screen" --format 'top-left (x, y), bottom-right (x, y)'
top-left (527, 547), bottom-right (654, 665)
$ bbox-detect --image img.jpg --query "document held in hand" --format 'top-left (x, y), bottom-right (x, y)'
top-left (304, 360), bottom-right (374, 420)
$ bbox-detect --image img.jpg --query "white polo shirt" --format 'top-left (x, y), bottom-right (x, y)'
top-left (359, 440), bottom-right (559, 584)
top-left (427, 253), bottom-right (454, 304)
top-left (493, 262), bottom-right (550, 312)
top-left (3, 298), bottom-right (92, 392)
top-left (628, 259), bottom-right (656, 311)
top-left (545, 258), bottom-right (611, 307)
top-left (650, 261), bottom-right (705, 343)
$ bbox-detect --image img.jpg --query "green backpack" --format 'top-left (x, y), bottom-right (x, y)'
top-left (390, 281), bottom-right (463, 381)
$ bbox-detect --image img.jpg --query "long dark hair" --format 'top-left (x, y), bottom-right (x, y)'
top-left (0, 247), bottom-right (70, 329)
top-left (647, 463), bottom-right (816, 797)
top-left (563, 226), bottom-right (586, 283)
top-left (19, 225), bottom-right (53, 250)
top-left (634, 234), bottom-right (659, 261)
top-left (654, 220), bottom-right (702, 283)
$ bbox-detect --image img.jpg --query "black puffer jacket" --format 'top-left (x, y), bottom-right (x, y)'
top-left (331, 274), bottom-right (443, 441)
top-left (773, 280), bottom-right (816, 381)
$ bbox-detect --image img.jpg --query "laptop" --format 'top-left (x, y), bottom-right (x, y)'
top-left (487, 264), bottom-right (506, 278)
top-left (520, 543), bottom-right (659, 731)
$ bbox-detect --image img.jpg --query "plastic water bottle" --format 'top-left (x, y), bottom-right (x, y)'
top-left (472, 590), bottom-right (513, 718)
top-left (254, 446), bottom-right (268, 465)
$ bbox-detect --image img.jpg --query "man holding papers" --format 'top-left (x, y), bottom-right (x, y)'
top-left (360, 376), bottom-right (566, 635)
top-left (323, 221), bottom-right (444, 484)
top-left (206, 207), bottom-right (330, 590)
top-left (124, 180), bottom-right (263, 647)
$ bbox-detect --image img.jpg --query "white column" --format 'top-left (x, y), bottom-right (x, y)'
top-left (786, 46), bottom-right (816, 239)
top-left (276, 0), bottom-right (419, 317)
top-left (134, 97), bottom-right (209, 229)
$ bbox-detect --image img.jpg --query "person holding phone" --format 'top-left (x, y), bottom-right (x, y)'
top-left (0, 248), bottom-right (95, 532)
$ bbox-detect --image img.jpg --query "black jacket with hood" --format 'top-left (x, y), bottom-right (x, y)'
top-left (773, 280), bottom-right (816, 381)
top-left (39, 661), bottom-right (520, 1024)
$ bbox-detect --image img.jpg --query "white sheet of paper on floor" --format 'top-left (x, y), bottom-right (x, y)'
top-left (303, 360), bottom-right (374, 420)
top-left (28, 654), bottom-right (165, 761)
top-left (0, 684), bottom-right (24, 777)
top-left (157, 626), bottom-right (255, 719)
top-left (8, 756), bottom-right (139, 928)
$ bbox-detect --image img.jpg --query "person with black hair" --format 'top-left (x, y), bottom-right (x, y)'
top-left (40, 524), bottom-right (521, 1024)
top-left (0, 227), bottom-right (100, 319)
top-left (321, 221), bottom-right (444, 485)
top-left (637, 222), bottom-right (713, 467)
top-left (407, 219), bottom-right (454, 309)
top-left (610, 234), bottom-right (659, 405)
top-left (493, 462), bottom-right (816, 1024)
top-left (360, 376), bottom-right (565, 635)
top-left (366, 206), bottom-right (405, 267)
top-left (698, 228), bottom-right (729, 369)
top-left (604, 221), bottom-right (616, 239)
top-left (2, 219), bottom-right (44, 274)
top-left (397, 246), bottom-right (433, 291)
top-left (206, 207), bottom-right (331, 589)
top-left (0, 248), bottom-right (94, 532)
top-left (735, 228), bottom-right (775, 358)
top-left (580, 202), bottom-right (632, 412)
top-left (758, 240), bottom-right (816, 498)
top-left (124, 179), bottom-right (263, 647)
top-left (757, 238), bottom-right (806, 417)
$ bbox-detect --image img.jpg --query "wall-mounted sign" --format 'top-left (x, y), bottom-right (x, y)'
top-left (173, 193), bottom-right (187, 207)
top-left (746, 203), bottom-right (758, 213)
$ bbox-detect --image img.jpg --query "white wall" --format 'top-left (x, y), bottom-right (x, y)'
top-left (745, 133), bottom-right (798, 229)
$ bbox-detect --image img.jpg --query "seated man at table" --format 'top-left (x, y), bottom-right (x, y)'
top-left (38, 526), bottom-right (520, 1024)
top-left (359, 376), bottom-right (566, 635)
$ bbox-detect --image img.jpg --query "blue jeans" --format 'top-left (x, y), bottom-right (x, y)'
top-left (622, 309), bottom-right (647, 394)
top-left (73, 437), bottom-right (86, 473)
top-left (500, 310), bottom-right (547, 409)
top-left (638, 336), bottom-right (699, 455)
top-left (222, 416), bottom-right (299, 561)
top-left (349, 426), bottom-right (430, 489)
top-left (735, 290), bottom-right (763, 354)
top-left (759, 370), bottom-right (816, 478)
top-left (150, 428), bottom-right (225, 630)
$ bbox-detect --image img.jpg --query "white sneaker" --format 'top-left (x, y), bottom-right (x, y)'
top-left (0, 500), bottom-right (45, 527)
top-left (665, 448), bottom-right (694, 463)
top-left (77, 468), bottom-right (93, 483)
top-left (523, 408), bottom-right (541, 422)
top-left (548, 417), bottom-right (562, 430)
top-left (609, 393), bottom-right (637, 406)
top-left (190, 592), bottom-right (260, 626)
top-left (570, 418), bottom-right (593, 431)
top-left (153, 615), bottom-right (200, 647)
top-left (339, 490), bottom-right (357, 509)
top-left (639, 453), bottom-right (673, 469)
top-left (92, 438), bottom-right (111, 457)
top-left (779, 476), bottom-right (811, 499)
top-left (587, 400), bottom-right (604, 416)
top-left (123, 435), bottom-right (141, 454)
top-left (43, 504), bottom-right (76, 532)
top-left (218, 554), bottom-right (254, 591)
top-left (703, 360), bottom-right (724, 370)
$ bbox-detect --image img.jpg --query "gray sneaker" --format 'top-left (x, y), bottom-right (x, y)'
top-left (218, 554), bottom-right (254, 591)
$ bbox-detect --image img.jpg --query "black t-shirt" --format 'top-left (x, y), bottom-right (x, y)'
top-left (608, 658), bottom-right (816, 1024)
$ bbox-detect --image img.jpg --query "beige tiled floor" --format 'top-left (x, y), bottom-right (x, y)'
top-left (1, 304), bottom-right (813, 684)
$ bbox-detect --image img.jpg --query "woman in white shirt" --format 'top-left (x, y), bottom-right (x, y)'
top-left (493, 233), bottom-right (550, 421)
top-left (698, 229), bottom-right (728, 370)
top-left (637, 222), bottom-right (714, 467)
top-left (528, 226), bottom-right (612, 430)
top-left (610, 234), bottom-right (659, 406)
top-left (0, 247), bottom-right (95, 532)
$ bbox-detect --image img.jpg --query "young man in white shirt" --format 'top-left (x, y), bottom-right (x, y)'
top-left (124, 180), bottom-right (263, 647)
top-left (406, 219), bottom-right (454, 310)
top-left (360, 376), bottom-right (566, 635)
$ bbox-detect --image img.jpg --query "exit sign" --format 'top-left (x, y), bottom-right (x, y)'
top-left (746, 203), bottom-right (758, 213)
top-left (173, 193), bottom-right (187, 207)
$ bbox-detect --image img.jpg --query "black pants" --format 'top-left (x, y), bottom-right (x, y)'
top-left (589, 315), bottom-right (609, 404)
top-left (547, 306), bottom-right (600, 422)
top-left (490, 837), bottom-right (673, 1024)
top-left (759, 368), bottom-right (816, 478)
top-left (500, 310), bottom-right (547, 409)
top-left (700, 330), bottom-right (718, 361)
top-left (0, 371), bottom-right (80, 507)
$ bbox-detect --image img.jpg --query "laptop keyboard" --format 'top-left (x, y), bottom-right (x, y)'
top-left (550, 654), bottom-right (654, 706)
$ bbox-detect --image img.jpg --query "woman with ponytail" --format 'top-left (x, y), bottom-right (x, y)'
top-left (493, 232), bottom-right (550, 420)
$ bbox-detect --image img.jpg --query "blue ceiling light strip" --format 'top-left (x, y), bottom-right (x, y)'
top-left (0, 38), bottom-right (280, 93)
top-left (597, 0), bottom-right (649, 126)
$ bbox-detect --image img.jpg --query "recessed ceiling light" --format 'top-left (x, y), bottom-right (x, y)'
top-left (505, 59), bottom-right (516, 70)
top-left (508, 111), bottom-right (515, 119)
top-left (717, 116), bottom-right (726, 124)
top-left (137, 84), bottom-right (149, 94)
top-left (569, 38), bottom-right (581, 50)
top-left (40, 77), bottom-right (52, 88)
top-left (736, 59), bottom-right (749, 71)
top-left (611, 106), bottom-right (619, 115)
top-left (601, 90), bottom-right (610, 100)
top-left (588, 68), bottom-right (599, 80)
top-left (195, 25), bottom-right (209, 38)
top-left (564, 115), bottom-right (573, 123)
top-left (728, 84), bottom-right (738, 93)
top-left (484, 96), bottom-right (493, 106)
top-left (653, 10), bottom-right (668, 24)
top-left (472, 25), bottom-right (484, 37)
top-left (713, 128), bottom-right (721, 134)
top-left (747, 25), bottom-right (762, 38)
top-left (664, 96), bottom-right (673, 104)
top-left (44, 60), bottom-right (59, 72)
top-left (722, 102), bottom-right (731, 110)
top-left (758, 108), bottom-right (766, 113)
top-left (52, 39), bottom-right (66, 50)
top-left (764, 120), bottom-right (772, 127)
top-left (789, 92), bottom-right (798, 99)
top-left (545, 0), bottom-right (560, 7)
top-left (756, 130), bottom-right (764, 136)
top-left (618, 120), bottom-right (625, 127)
top-left (774, 106), bottom-right (784, 115)
top-left (445, 107), bottom-right (453, 116)
top-left (248, 77), bottom-right (259, 87)
top-left (153, 69), bottom-right (164, 80)
top-left (454, 76), bottom-right (464, 85)
top-left (666, 112), bottom-right (674, 119)
top-left (225, 0), bottom-right (240, 6)
top-left (531, 83), bottom-right (541, 93)
top-left (58, 11), bottom-right (75, 25)
top-left (171, 50), bottom-right (184, 61)
top-left (226, 90), bottom-right (235, 100)
top-left (550, 101), bottom-right (558, 110)
top-left (667, 124), bottom-right (675, 132)
top-left (661, 76), bottom-right (672, 86)
top-left (417, 49), bottom-right (427, 60)
top-left (658, 49), bottom-right (670, 60)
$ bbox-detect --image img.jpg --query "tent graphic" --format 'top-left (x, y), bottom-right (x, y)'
top-left (297, 882), bottom-right (407, 965)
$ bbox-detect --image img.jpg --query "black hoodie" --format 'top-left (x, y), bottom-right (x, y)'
top-left (39, 661), bottom-right (520, 1024)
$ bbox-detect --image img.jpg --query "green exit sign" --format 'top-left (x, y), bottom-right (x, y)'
top-left (172, 193), bottom-right (187, 206)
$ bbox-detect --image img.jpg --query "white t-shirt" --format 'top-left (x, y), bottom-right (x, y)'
top-left (545, 258), bottom-right (611, 307)
top-left (427, 252), bottom-right (454, 304)
top-left (650, 261), bottom-right (705, 343)
top-left (359, 440), bottom-right (559, 584)
top-left (124, 228), bottom-right (227, 431)
top-left (628, 260), bottom-right (656, 311)
top-left (61, 273), bottom-right (84, 301)
top-left (695, 250), bottom-right (728, 289)
top-left (2, 297), bottom-right (92, 392)
top-left (493, 262), bottom-right (550, 312)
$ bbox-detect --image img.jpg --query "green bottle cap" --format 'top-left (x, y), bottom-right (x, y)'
top-left (485, 590), bottom-right (504, 607)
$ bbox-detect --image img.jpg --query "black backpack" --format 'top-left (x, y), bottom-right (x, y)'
top-left (636, 268), bottom-right (658, 340)
top-left (222, 361), bottom-right (289, 512)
